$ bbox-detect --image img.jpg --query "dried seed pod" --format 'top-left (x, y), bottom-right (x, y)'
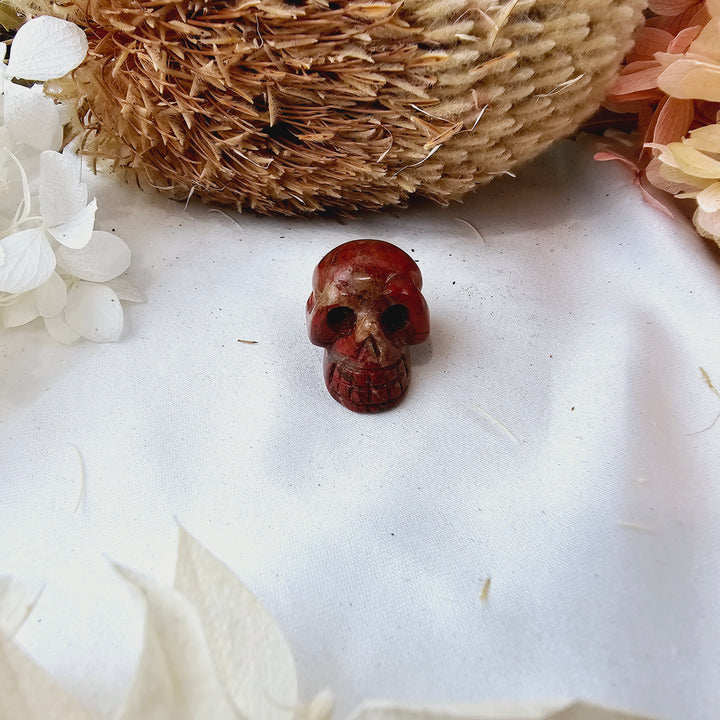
top-left (44, 0), bottom-right (644, 215)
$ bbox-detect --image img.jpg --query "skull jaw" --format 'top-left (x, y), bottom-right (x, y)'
top-left (323, 352), bottom-right (410, 413)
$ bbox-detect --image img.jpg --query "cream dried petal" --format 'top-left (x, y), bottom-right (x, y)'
top-left (39, 151), bottom-right (88, 226)
top-left (688, 18), bottom-right (720, 63)
top-left (0, 227), bottom-right (55, 294)
top-left (0, 577), bottom-right (43, 639)
top-left (694, 206), bottom-right (720, 243)
top-left (683, 123), bottom-right (720, 152)
top-left (3, 82), bottom-right (62, 152)
top-left (667, 142), bottom-right (720, 179)
top-left (696, 181), bottom-right (720, 212)
top-left (645, 158), bottom-right (713, 195)
top-left (646, 156), bottom-right (702, 194)
top-left (346, 702), bottom-right (655, 720)
top-left (48, 199), bottom-right (98, 249)
top-left (0, 631), bottom-right (98, 720)
top-left (44, 313), bottom-right (80, 344)
top-left (657, 58), bottom-right (720, 102)
top-left (113, 562), bottom-right (238, 720)
top-left (175, 527), bottom-right (298, 720)
top-left (55, 231), bottom-right (131, 282)
top-left (35, 271), bottom-right (67, 317)
top-left (65, 282), bottom-right (123, 342)
top-left (6, 15), bottom-right (88, 82)
top-left (2, 292), bottom-right (38, 328)
top-left (106, 276), bottom-right (145, 303)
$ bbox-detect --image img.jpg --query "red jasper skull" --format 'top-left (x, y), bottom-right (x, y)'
top-left (306, 239), bottom-right (429, 413)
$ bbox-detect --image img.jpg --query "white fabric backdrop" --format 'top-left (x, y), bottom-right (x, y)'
top-left (1, 139), bottom-right (719, 720)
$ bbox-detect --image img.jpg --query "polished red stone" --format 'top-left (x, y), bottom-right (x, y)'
top-left (307, 239), bottom-right (429, 413)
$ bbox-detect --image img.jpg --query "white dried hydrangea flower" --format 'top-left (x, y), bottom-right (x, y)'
top-left (0, 15), bottom-right (142, 343)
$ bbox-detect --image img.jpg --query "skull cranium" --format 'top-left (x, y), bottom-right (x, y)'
top-left (306, 239), bottom-right (429, 413)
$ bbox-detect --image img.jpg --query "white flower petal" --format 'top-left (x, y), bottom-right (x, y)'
top-left (346, 702), bottom-right (650, 720)
top-left (35, 271), bottom-right (67, 317)
top-left (113, 563), bottom-right (238, 720)
top-left (3, 82), bottom-right (62, 152)
top-left (48, 198), bottom-right (97, 249)
top-left (3, 148), bottom-right (33, 227)
top-left (6, 16), bottom-right (88, 82)
top-left (174, 527), bottom-right (299, 720)
top-left (56, 231), bottom-right (131, 282)
top-left (65, 282), bottom-right (123, 342)
top-left (39, 151), bottom-right (88, 225)
top-left (0, 577), bottom-right (43, 639)
top-left (44, 313), bottom-right (80, 344)
top-left (0, 630), bottom-right (97, 720)
top-left (0, 227), bottom-right (55, 294)
top-left (106, 276), bottom-right (145, 303)
top-left (2, 292), bottom-right (39, 328)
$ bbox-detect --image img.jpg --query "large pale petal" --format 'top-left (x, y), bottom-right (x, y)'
top-left (65, 282), bottom-right (123, 342)
top-left (645, 156), bottom-right (708, 194)
top-left (683, 123), bottom-right (720, 152)
top-left (689, 18), bottom-right (720, 63)
top-left (114, 563), bottom-right (239, 720)
top-left (345, 701), bottom-right (655, 720)
top-left (48, 199), bottom-right (98, 249)
top-left (0, 631), bottom-right (98, 720)
top-left (695, 182), bottom-right (720, 212)
top-left (3, 82), bottom-right (62, 152)
top-left (694, 206), bottom-right (720, 243)
top-left (6, 15), bottom-right (88, 82)
top-left (174, 527), bottom-right (298, 720)
top-left (667, 143), bottom-right (720, 178)
top-left (39, 151), bottom-right (88, 226)
top-left (657, 59), bottom-right (720, 101)
top-left (44, 313), bottom-right (81, 344)
top-left (35, 271), bottom-right (68, 317)
top-left (0, 577), bottom-right (43, 638)
top-left (2, 292), bottom-right (39, 328)
top-left (55, 231), bottom-right (131, 282)
top-left (106, 276), bottom-right (146, 303)
top-left (0, 227), bottom-right (56, 294)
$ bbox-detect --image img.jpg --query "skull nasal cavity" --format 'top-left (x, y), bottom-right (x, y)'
top-left (381, 304), bottom-right (410, 333)
top-left (326, 306), bottom-right (356, 333)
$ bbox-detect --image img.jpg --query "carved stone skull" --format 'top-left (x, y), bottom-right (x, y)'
top-left (306, 239), bottom-right (429, 413)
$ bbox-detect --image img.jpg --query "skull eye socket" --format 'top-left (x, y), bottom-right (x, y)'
top-left (381, 304), bottom-right (409, 333)
top-left (326, 305), bottom-right (356, 334)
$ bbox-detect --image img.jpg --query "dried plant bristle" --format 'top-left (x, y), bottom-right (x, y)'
top-left (22, 0), bottom-right (645, 215)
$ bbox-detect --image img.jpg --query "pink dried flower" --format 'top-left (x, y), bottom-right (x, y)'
top-left (599, 0), bottom-right (720, 245)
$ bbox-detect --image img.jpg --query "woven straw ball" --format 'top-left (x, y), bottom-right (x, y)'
top-left (55, 0), bottom-right (645, 215)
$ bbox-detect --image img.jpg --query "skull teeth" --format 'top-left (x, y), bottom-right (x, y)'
top-left (327, 358), bottom-right (409, 412)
